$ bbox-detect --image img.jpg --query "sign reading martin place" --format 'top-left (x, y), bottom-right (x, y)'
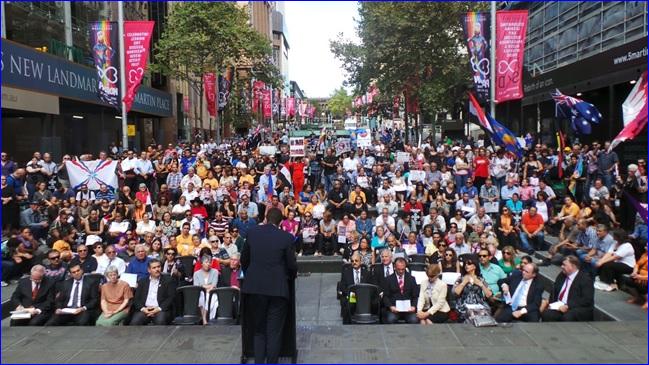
top-left (1, 40), bottom-right (172, 117)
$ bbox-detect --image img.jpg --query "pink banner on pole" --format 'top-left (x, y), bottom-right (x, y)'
top-left (287, 97), bottom-right (295, 117)
top-left (122, 21), bottom-right (155, 112)
top-left (495, 10), bottom-right (528, 103)
top-left (262, 89), bottom-right (272, 118)
top-left (203, 73), bottom-right (217, 117)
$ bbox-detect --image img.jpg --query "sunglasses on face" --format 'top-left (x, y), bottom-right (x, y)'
top-left (165, 252), bottom-right (175, 256)
top-left (479, 254), bottom-right (489, 258)
top-left (49, 256), bottom-right (60, 260)
top-left (503, 251), bottom-right (512, 255)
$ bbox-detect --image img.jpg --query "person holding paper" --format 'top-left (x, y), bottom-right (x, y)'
top-left (382, 257), bottom-right (418, 324)
top-left (10, 265), bottom-right (55, 326)
top-left (416, 265), bottom-right (450, 324)
top-left (495, 263), bottom-right (543, 323)
top-left (453, 255), bottom-right (492, 323)
top-left (541, 255), bottom-right (594, 322)
top-left (46, 263), bottom-right (99, 326)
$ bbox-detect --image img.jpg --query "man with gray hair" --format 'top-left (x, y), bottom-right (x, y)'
top-left (372, 249), bottom-right (394, 289)
top-left (10, 265), bottom-right (55, 326)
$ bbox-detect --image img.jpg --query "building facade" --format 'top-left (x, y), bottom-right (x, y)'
top-left (1, 1), bottom-right (176, 162)
top-left (497, 1), bottom-right (647, 165)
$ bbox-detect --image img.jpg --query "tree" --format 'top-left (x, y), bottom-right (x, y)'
top-left (331, 2), bottom-right (485, 142)
top-left (150, 2), bottom-right (280, 141)
top-left (327, 87), bottom-right (353, 119)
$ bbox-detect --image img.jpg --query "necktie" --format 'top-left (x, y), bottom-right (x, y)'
top-left (558, 277), bottom-right (570, 302)
top-left (511, 280), bottom-right (528, 311)
top-left (72, 280), bottom-right (80, 308)
top-left (398, 275), bottom-right (404, 294)
top-left (32, 282), bottom-right (40, 301)
top-left (354, 270), bottom-right (360, 285)
top-left (386, 266), bottom-right (391, 277)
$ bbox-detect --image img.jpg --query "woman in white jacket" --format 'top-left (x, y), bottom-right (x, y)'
top-left (416, 264), bottom-right (451, 324)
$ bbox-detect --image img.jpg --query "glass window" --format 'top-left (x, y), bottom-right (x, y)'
top-left (602, 3), bottom-right (626, 30)
top-left (559, 1), bottom-right (578, 13)
top-left (543, 35), bottom-right (557, 54)
top-left (544, 2), bottom-right (558, 21)
top-left (626, 1), bottom-right (646, 18)
top-left (578, 14), bottom-right (601, 43)
top-left (602, 24), bottom-right (624, 42)
top-left (580, 2), bottom-right (601, 18)
top-left (5, 2), bottom-right (66, 49)
top-left (529, 43), bottom-right (543, 62)
top-left (558, 27), bottom-right (578, 49)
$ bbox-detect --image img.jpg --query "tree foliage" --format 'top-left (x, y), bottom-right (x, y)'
top-left (327, 87), bottom-right (353, 119)
top-left (330, 2), bottom-right (487, 120)
top-left (151, 2), bottom-right (281, 128)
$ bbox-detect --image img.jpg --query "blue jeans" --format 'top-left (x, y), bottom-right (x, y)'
top-left (455, 174), bottom-right (469, 190)
top-left (324, 174), bottom-right (336, 192)
top-left (519, 231), bottom-right (545, 253)
top-left (600, 173), bottom-right (614, 189)
top-left (631, 224), bottom-right (648, 240)
top-left (492, 176), bottom-right (506, 194)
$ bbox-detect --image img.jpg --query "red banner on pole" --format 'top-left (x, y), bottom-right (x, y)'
top-left (183, 96), bottom-right (190, 113)
top-left (122, 21), bottom-right (155, 112)
top-left (495, 10), bottom-right (528, 103)
top-left (262, 89), bottom-right (272, 118)
top-left (203, 73), bottom-right (217, 117)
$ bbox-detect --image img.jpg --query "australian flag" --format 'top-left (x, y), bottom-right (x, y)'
top-left (551, 89), bottom-right (603, 135)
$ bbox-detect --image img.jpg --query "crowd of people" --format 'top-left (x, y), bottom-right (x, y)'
top-left (1, 127), bottom-right (647, 326)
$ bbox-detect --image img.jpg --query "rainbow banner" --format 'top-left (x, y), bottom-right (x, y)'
top-left (90, 21), bottom-right (120, 108)
top-left (461, 12), bottom-right (491, 102)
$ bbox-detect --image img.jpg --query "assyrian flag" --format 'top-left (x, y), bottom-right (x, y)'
top-left (65, 159), bottom-right (118, 190)
top-left (468, 92), bottom-right (493, 133)
top-left (610, 71), bottom-right (648, 151)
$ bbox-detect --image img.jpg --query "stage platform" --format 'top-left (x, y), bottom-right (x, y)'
top-left (2, 274), bottom-right (647, 364)
top-left (2, 321), bottom-right (647, 363)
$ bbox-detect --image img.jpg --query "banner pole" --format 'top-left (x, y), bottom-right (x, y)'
top-left (490, 2), bottom-right (497, 118)
top-left (118, 1), bottom-right (129, 150)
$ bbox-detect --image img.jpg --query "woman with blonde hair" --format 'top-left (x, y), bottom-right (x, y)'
top-left (416, 264), bottom-right (450, 324)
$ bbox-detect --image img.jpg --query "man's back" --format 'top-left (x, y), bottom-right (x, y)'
top-left (241, 224), bottom-right (297, 298)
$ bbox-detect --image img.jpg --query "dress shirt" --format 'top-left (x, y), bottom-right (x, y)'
top-left (134, 159), bottom-right (154, 175)
top-left (67, 278), bottom-right (84, 308)
top-left (510, 279), bottom-right (531, 309)
top-left (558, 271), bottom-right (578, 303)
top-left (144, 277), bottom-right (160, 308)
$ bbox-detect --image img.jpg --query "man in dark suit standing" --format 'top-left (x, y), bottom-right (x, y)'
top-left (46, 263), bottom-right (99, 326)
top-left (10, 265), bottom-right (55, 326)
top-left (382, 257), bottom-right (419, 324)
top-left (241, 208), bottom-right (297, 364)
top-left (542, 255), bottom-right (594, 322)
top-left (130, 258), bottom-right (177, 325)
top-left (496, 263), bottom-right (544, 322)
top-left (338, 252), bottom-right (372, 324)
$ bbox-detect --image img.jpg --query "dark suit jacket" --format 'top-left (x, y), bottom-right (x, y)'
top-left (133, 275), bottom-right (177, 312)
top-left (54, 277), bottom-right (99, 311)
top-left (371, 263), bottom-right (393, 290)
top-left (10, 277), bottom-right (55, 313)
top-left (340, 266), bottom-right (371, 296)
top-left (382, 272), bottom-right (419, 308)
top-left (550, 270), bottom-right (594, 311)
top-left (500, 270), bottom-right (544, 316)
top-left (241, 224), bottom-right (297, 299)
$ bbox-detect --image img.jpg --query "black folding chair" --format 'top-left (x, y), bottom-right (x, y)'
top-left (172, 285), bottom-right (204, 325)
top-left (207, 287), bottom-right (240, 325)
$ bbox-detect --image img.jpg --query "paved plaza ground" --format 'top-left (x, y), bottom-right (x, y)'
top-left (1, 274), bottom-right (647, 364)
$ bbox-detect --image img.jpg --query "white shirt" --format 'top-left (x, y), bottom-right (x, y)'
top-left (558, 271), bottom-right (578, 304)
top-left (121, 158), bottom-right (137, 173)
top-left (608, 242), bottom-right (636, 268)
top-left (450, 242), bottom-right (471, 256)
top-left (67, 278), bottom-right (84, 308)
top-left (96, 255), bottom-right (127, 275)
top-left (511, 278), bottom-right (532, 308)
top-left (343, 157), bottom-right (358, 172)
top-left (353, 268), bottom-right (362, 284)
top-left (423, 215), bottom-right (446, 232)
top-left (144, 277), bottom-right (160, 308)
top-left (109, 221), bottom-right (130, 234)
top-left (180, 174), bottom-right (202, 192)
top-left (136, 220), bottom-right (157, 236)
